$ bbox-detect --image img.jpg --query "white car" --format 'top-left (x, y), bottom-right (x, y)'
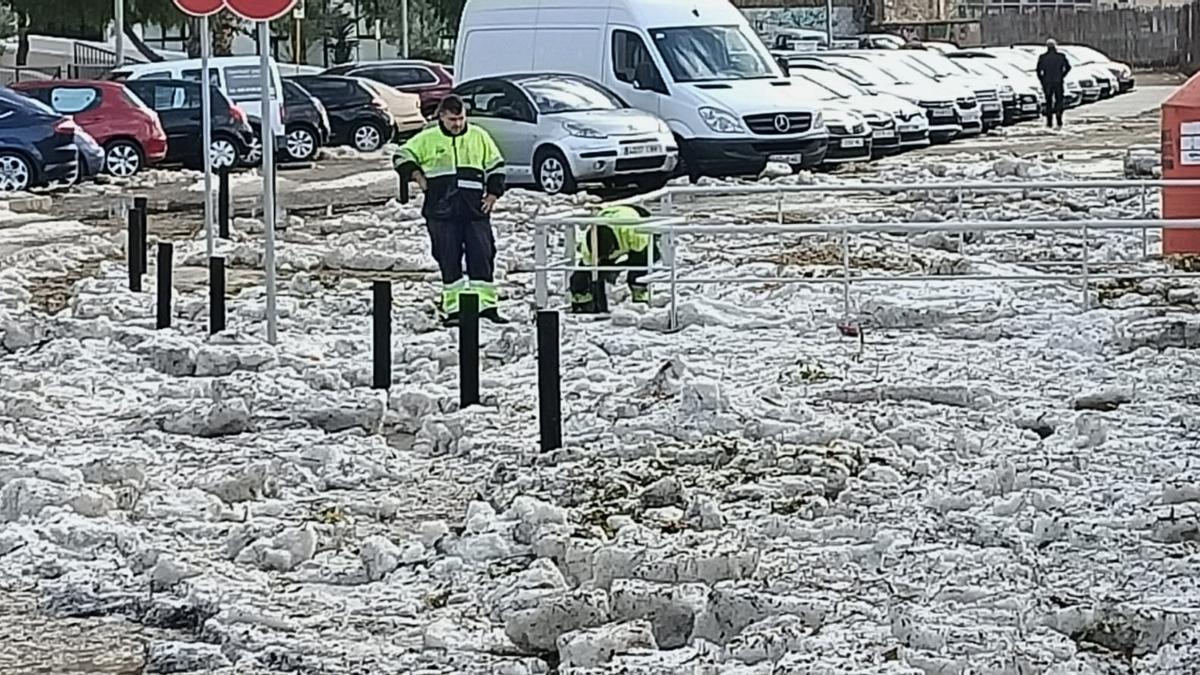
top-left (794, 53), bottom-right (973, 142)
top-left (1011, 45), bottom-right (1114, 101)
top-left (453, 73), bottom-right (677, 194)
top-left (948, 54), bottom-right (1043, 124)
top-left (885, 50), bottom-right (1007, 131)
top-left (1061, 45), bottom-right (1134, 93)
top-left (973, 47), bottom-right (1084, 108)
top-left (789, 63), bottom-right (930, 152)
top-left (783, 75), bottom-right (874, 164)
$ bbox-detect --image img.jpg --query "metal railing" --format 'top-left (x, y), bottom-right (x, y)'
top-left (534, 179), bottom-right (1200, 331)
top-left (0, 66), bottom-right (62, 86)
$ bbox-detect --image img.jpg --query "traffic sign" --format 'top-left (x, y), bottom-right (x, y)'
top-left (171, 0), bottom-right (298, 21)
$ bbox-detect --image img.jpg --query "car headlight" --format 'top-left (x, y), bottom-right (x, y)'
top-left (1000, 84), bottom-right (1014, 96)
top-left (656, 119), bottom-right (670, 134)
top-left (698, 107), bottom-right (745, 134)
top-left (812, 110), bottom-right (824, 129)
top-left (562, 121), bottom-right (605, 139)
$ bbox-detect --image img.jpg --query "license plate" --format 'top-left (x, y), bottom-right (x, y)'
top-left (769, 153), bottom-right (806, 164)
top-left (841, 138), bottom-right (865, 148)
top-left (1021, 103), bottom-right (1037, 112)
top-left (874, 129), bottom-right (895, 138)
top-left (983, 102), bottom-right (1001, 111)
top-left (622, 144), bottom-right (661, 157)
top-left (932, 109), bottom-right (953, 117)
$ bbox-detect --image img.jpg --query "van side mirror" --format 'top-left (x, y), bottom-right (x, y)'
top-left (776, 57), bottom-right (791, 77)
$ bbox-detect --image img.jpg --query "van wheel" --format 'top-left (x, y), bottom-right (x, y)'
top-left (535, 148), bottom-right (576, 195)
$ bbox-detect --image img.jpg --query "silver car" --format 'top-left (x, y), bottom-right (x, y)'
top-left (454, 74), bottom-right (678, 194)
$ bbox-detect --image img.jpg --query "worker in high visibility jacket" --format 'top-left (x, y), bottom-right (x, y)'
top-left (570, 205), bottom-right (660, 313)
top-left (393, 95), bottom-right (508, 327)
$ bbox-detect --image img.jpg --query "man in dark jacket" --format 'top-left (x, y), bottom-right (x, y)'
top-left (1036, 39), bottom-right (1071, 129)
top-left (394, 95), bottom-right (508, 327)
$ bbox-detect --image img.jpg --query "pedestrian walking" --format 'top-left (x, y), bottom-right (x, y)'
top-left (1037, 39), bottom-right (1071, 129)
top-left (393, 95), bottom-right (508, 327)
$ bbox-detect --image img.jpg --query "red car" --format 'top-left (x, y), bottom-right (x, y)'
top-left (323, 60), bottom-right (454, 118)
top-left (11, 79), bottom-right (168, 177)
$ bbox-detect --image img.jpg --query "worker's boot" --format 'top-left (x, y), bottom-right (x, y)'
top-left (629, 284), bottom-right (651, 304)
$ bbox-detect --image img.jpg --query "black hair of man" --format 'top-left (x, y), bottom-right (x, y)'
top-left (438, 95), bottom-right (465, 116)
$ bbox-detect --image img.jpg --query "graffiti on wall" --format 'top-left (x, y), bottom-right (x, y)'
top-left (741, 7), bottom-right (861, 39)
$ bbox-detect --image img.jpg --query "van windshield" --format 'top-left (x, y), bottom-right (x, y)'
top-left (650, 25), bottom-right (776, 82)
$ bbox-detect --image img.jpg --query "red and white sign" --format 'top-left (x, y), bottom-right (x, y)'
top-left (172, 0), bottom-right (298, 21)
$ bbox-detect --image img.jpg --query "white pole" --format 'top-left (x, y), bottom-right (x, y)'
top-left (402, 0), bottom-right (409, 58)
top-left (201, 16), bottom-right (214, 259)
top-left (258, 21), bottom-right (278, 345)
top-left (114, 0), bottom-right (125, 67)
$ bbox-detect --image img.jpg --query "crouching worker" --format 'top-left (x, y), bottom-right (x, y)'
top-left (570, 205), bottom-right (660, 314)
top-left (393, 95), bottom-right (508, 327)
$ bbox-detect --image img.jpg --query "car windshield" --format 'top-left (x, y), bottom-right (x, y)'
top-left (520, 76), bottom-right (623, 113)
top-left (1064, 46), bottom-right (1105, 64)
top-left (650, 25), bottom-right (776, 82)
top-left (796, 69), bottom-right (864, 97)
top-left (797, 69), bottom-right (866, 97)
top-left (903, 53), bottom-right (964, 77)
top-left (786, 76), bottom-right (835, 100)
top-left (866, 58), bottom-right (926, 85)
top-left (821, 57), bottom-right (904, 86)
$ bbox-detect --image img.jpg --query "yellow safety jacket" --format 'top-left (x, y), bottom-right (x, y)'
top-left (394, 122), bottom-right (505, 220)
top-left (578, 205), bottom-right (653, 264)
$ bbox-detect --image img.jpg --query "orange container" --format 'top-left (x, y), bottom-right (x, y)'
top-left (1162, 72), bottom-right (1200, 255)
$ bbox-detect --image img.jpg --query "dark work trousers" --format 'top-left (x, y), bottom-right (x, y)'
top-left (1042, 82), bottom-right (1065, 128)
top-left (427, 217), bottom-right (496, 288)
top-left (569, 248), bottom-right (654, 295)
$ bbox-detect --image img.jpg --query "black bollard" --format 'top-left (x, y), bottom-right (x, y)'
top-left (536, 310), bottom-right (563, 452)
top-left (209, 256), bottom-right (226, 335)
top-left (156, 242), bottom-right (173, 329)
top-left (127, 206), bottom-right (143, 292)
top-left (137, 206), bottom-right (149, 277)
top-left (218, 168), bottom-right (230, 239)
top-left (372, 281), bottom-right (392, 390)
top-left (459, 292), bottom-right (480, 408)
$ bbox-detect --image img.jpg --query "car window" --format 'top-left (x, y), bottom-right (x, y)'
top-left (181, 69), bottom-right (221, 87)
top-left (49, 87), bottom-right (100, 113)
top-left (520, 77), bottom-right (623, 113)
top-left (149, 83), bottom-right (195, 110)
top-left (362, 67), bottom-right (436, 87)
top-left (137, 70), bottom-right (175, 80)
top-left (224, 65), bottom-right (277, 102)
top-left (613, 30), bottom-right (667, 94)
top-left (459, 82), bottom-right (531, 122)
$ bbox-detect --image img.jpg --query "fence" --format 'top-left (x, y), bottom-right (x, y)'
top-left (535, 179), bottom-right (1200, 331)
top-left (980, 4), bottom-right (1200, 70)
top-left (0, 66), bottom-right (62, 86)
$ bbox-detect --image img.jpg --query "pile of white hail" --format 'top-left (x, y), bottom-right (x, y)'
top-left (2, 144), bottom-right (1199, 675)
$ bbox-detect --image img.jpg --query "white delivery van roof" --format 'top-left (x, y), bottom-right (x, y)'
top-left (461, 0), bottom-right (750, 29)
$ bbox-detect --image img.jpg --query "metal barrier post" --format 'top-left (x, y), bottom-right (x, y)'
top-left (372, 281), bottom-right (392, 390)
top-left (667, 225), bottom-right (679, 330)
top-left (1141, 185), bottom-right (1149, 259)
top-left (1081, 224), bottom-right (1090, 310)
top-left (536, 310), bottom-right (562, 452)
top-left (534, 218), bottom-right (548, 309)
top-left (459, 292), bottom-right (480, 408)
top-left (776, 193), bottom-right (783, 225)
top-left (841, 228), bottom-right (851, 318)
top-left (156, 242), bottom-right (173, 329)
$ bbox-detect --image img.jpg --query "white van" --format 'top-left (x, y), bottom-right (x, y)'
top-left (111, 56), bottom-right (285, 137)
top-left (455, 0), bottom-right (831, 177)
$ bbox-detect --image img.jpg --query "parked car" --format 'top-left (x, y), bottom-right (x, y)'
top-left (456, 0), bottom-right (830, 179)
top-left (851, 52), bottom-right (985, 136)
top-left (948, 52), bottom-right (1044, 123)
top-left (11, 79), bottom-right (168, 178)
top-left (453, 73), bottom-right (678, 193)
top-left (884, 50), bottom-right (1006, 131)
top-left (111, 56), bottom-right (285, 138)
top-left (966, 48), bottom-right (1083, 109)
top-left (280, 78), bottom-right (330, 162)
top-left (1011, 44), bottom-right (1117, 99)
top-left (323, 60), bottom-right (455, 118)
top-left (1061, 45), bottom-right (1134, 93)
top-left (285, 75), bottom-right (398, 152)
top-left (358, 79), bottom-right (426, 140)
top-left (788, 63), bottom-right (930, 153)
top-left (72, 128), bottom-right (105, 184)
top-left (0, 87), bottom-right (78, 193)
top-left (124, 78), bottom-right (254, 170)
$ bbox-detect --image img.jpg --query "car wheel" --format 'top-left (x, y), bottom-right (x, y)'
top-left (209, 136), bottom-right (240, 170)
top-left (243, 136), bottom-right (263, 166)
top-left (104, 140), bottom-right (143, 177)
top-left (352, 122), bottom-right (385, 152)
top-left (534, 148), bottom-right (576, 195)
top-left (0, 152), bottom-right (33, 193)
top-left (285, 126), bottom-right (318, 162)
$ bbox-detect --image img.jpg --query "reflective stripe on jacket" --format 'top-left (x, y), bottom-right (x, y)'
top-left (578, 205), bottom-right (652, 264)
top-left (394, 123), bottom-right (505, 220)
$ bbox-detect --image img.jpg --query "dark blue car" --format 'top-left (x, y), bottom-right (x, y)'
top-left (0, 87), bottom-right (79, 193)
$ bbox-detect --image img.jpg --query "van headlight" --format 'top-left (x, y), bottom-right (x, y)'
top-left (698, 107), bottom-right (745, 134)
top-left (812, 110), bottom-right (824, 129)
top-left (562, 121), bottom-right (605, 139)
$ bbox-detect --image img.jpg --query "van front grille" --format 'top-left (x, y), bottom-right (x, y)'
top-left (744, 112), bottom-right (813, 135)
